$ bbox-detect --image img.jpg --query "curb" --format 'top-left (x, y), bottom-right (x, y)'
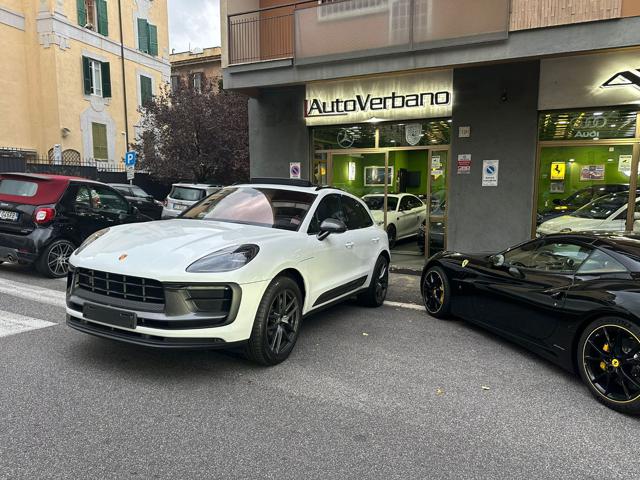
top-left (390, 265), bottom-right (422, 276)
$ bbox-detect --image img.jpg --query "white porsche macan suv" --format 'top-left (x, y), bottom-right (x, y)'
top-left (66, 180), bottom-right (390, 365)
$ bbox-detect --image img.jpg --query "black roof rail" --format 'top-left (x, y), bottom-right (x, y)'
top-left (249, 177), bottom-right (314, 188)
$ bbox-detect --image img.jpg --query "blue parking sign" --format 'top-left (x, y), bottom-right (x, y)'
top-left (124, 151), bottom-right (137, 167)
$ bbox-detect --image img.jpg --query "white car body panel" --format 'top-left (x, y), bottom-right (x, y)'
top-left (537, 208), bottom-right (626, 235)
top-left (365, 193), bottom-right (427, 240)
top-left (67, 184), bottom-right (390, 346)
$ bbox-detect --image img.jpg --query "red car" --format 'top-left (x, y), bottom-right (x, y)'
top-left (0, 173), bottom-right (151, 277)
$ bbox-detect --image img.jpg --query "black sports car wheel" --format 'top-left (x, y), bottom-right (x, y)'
top-left (357, 255), bottom-right (389, 307)
top-left (36, 239), bottom-right (75, 278)
top-left (387, 225), bottom-right (397, 249)
top-left (578, 318), bottom-right (640, 414)
top-left (421, 266), bottom-right (451, 319)
top-left (245, 275), bottom-right (303, 366)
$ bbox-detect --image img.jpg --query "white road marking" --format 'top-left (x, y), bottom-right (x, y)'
top-left (0, 278), bottom-right (66, 308)
top-left (384, 300), bottom-right (425, 311)
top-left (0, 310), bottom-right (56, 338)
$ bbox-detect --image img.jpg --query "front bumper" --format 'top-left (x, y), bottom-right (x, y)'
top-left (66, 273), bottom-right (270, 347)
top-left (161, 207), bottom-right (182, 219)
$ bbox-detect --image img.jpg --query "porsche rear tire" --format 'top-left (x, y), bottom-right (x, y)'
top-left (421, 266), bottom-right (451, 319)
top-left (245, 275), bottom-right (303, 366)
top-left (577, 317), bottom-right (640, 415)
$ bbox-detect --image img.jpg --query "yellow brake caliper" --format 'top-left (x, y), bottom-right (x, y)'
top-left (600, 344), bottom-right (611, 370)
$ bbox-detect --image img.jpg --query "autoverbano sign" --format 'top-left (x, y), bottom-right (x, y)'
top-left (304, 70), bottom-right (453, 126)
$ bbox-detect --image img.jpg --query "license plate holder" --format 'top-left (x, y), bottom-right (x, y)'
top-left (0, 210), bottom-right (18, 222)
top-left (84, 303), bottom-right (137, 329)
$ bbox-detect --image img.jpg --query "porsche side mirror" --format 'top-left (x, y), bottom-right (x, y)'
top-left (318, 218), bottom-right (347, 241)
top-left (490, 254), bottom-right (505, 267)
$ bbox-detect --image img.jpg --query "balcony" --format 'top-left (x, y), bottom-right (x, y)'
top-left (226, 0), bottom-right (628, 67)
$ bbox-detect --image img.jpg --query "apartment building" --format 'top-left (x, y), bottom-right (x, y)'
top-left (221, 0), bottom-right (640, 254)
top-left (170, 46), bottom-right (222, 92)
top-left (0, 0), bottom-right (170, 165)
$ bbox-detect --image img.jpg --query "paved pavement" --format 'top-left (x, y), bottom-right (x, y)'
top-left (0, 263), bottom-right (639, 479)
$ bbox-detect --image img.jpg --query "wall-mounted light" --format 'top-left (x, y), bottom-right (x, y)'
top-left (348, 161), bottom-right (356, 181)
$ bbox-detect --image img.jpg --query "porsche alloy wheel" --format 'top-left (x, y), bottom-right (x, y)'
top-left (246, 275), bottom-right (303, 366)
top-left (422, 266), bottom-right (451, 319)
top-left (579, 319), bottom-right (640, 413)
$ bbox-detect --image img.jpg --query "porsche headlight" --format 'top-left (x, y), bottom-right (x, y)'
top-left (186, 244), bottom-right (260, 273)
top-left (74, 228), bottom-right (110, 255)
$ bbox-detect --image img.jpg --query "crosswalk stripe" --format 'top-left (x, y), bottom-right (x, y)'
top-left (0, 278), bottom-right (66, 308)
top-left (0, 310), bottom-right (56, 338)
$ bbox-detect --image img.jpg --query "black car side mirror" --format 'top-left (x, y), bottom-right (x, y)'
top-left (508, 266), bottom-right (525, 279)
top-left (490, 254), bottom-right (505, 267)
top-left (130, 205), bottom-right (139, 215)
top-left (318, 218), bottom-right (347, 241)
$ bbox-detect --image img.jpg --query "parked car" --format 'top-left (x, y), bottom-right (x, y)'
top-left (162, 183), bottom-right (222, 219)
top-left (363, 193), bottom-right (426, 248)
top-left (110, 183), bottom-right (163, 220)
top-left (67, 179), bottom-right (390, 365)
top-left (417, 219), bottom-right (445, 254)
top-left (537, 191), bottom-right (639, 236)
top-left (421, 232), bottom-right (640, 414)
top-left (539, 184), bottom-right (629, 224)
top-left (0, 173), bottom-right (151, 278)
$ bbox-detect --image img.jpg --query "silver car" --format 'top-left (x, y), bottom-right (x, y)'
top-left (162, 183), bottom-right (222, 219)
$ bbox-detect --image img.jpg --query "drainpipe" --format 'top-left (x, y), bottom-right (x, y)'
top-left (117, 0), bottom-right (130, 159)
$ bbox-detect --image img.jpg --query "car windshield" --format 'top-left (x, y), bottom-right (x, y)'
top-left (170, 186), bottom-right (205, 201)
top-left (572, 193), bottom-right (630, 219)
top-left (364, 196), bottom-right (398, 211)
top-left (562, 188), bottom-right (593, 208)
top-left (181, 187), bottom-right (317, 231)
top-left (0, 179), bottom-right (38, 197)
top-left (130, 186), bottom-right (149, 198)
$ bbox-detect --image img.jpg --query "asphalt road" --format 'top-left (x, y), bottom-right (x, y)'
top-left (0, 264), bottom-right (638, 479)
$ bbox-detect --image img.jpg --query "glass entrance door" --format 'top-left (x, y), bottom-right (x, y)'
top-left (424, 150), bottom-right (448, 257)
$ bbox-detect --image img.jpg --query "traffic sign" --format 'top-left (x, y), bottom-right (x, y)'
top-left (124, 151), bottom-right (137, 167)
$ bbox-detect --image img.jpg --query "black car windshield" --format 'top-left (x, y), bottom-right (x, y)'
top-left (572, 193), bottom-right (630, 219)
top-left (182, 187), bottom-right (317, 231)
top-left (364, 196), bottom-right (398, 211)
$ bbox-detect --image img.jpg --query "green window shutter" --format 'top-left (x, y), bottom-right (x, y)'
top-left (97, 0), bottom-right (108, 36)
top-left (92, 123), bottom-right (108, 160)
top-left (82, 56), bottom-right (92, 95)
top-left (140, 76), bottom-right (152, 105)
top-left (148, 24), bottom-right (158, 56)
top-left (77, 0), bottom-right (87, 27)
top-left (101, 61), bottom-right (111, 98)
top-left (137, 18), bottom-right (149, 53)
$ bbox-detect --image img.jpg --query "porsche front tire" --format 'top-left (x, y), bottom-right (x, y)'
top-left (245, 275), bottom-right (303, 366)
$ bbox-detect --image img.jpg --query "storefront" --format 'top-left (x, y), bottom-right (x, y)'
top-left (305, 70), bottom-right (452, 256)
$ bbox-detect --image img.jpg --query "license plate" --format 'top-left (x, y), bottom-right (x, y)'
top-left (0, 210), bottom-right (18, 222)
top-left (84, 303), bottom-right (137, 329)
top-left (173, 204), bottom-right (187, 211)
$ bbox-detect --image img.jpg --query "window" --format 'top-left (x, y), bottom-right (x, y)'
top-left (318, 0), bottom-right (388, 20)
top-left (0, 179), bottom-right (38, 197)
top-left (137, 18), bottom-right (158, 56)
top-left (82, 56), bottom-right (111, 98)
top-left (363, 195), bottom-right (399, 211)
top-left (308, 194), bottom-right (344, 234)
top-left (90, 186), bottom-right (130, 214)
top-left (407, 196), bottom-right (424, 210)
top-left (192, 73), bottom-right (203, 93)
top-left (577, 249), bottom-right (628, 275)
top-left (140, 75), bottom-right (153, 105)
top-left (341, 195), bottom-right (373, 229)
top-left (170, 75), bottom-right (180, 92)
top-left (399, 196), bottom-right (412, 211)
top-left (91, 123), bottom-right (108, 160)
top-left (504, 240), bottom-right (592, 273)
top-left (130, 186), bottom-right (150, 198)
top-left (169, 186), bottom-right (205, 202)
top-left (77, 0), bottom-right (108, 36)
top-left (182, 187), bottom-right (316, 232)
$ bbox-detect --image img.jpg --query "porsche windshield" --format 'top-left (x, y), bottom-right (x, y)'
top-left (182, 187), bottom-right (317, 231)
top-left (572, 193), bottom-right (630, 219)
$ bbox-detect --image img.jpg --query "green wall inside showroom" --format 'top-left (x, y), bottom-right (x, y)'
top-left (537, 145), bottom-right (633, 212)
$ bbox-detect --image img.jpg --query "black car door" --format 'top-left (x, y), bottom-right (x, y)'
top-left (89, 185), bottom-right (140, 226)
top-left (471, 239), bottom-right (593, 342)
top-left (69, 184), bottom-right (112, 240)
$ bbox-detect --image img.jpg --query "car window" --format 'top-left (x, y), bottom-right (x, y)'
top-left (170, 186), bottom-right (205, 201)
top-left (573, 193), bottom-right (631, 220)
top-left (75, 186), bottom-right (92, 209)
top-left (113, 186), bottom-right (132, 196)
top-left (341, 195), bottom-right (373, 230)
top-left (0, 179), bottom-right (38, 197)
top-left (577, 249), bottom-right (628, 275)
top-left (399, 196), bottom-right (412, 211)
top-left (308, 194), bottom-right (344, 235)
top-left (130, 186), bottom-right (149, 198)
top-left (505, 241), bottom-right (592, 273)
top-left (407, 196), bottom-right (423, 209)
top-left (363, 196), bottom-right (398, 211)
top-left (89, 186), bottom-right (130, 214)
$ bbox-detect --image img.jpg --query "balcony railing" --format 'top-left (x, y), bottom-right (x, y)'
top-left (227, 0), bottom-right (623, 67)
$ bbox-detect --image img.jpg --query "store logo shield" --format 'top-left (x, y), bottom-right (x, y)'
top-left (405, 124), bottom-right (422, 146)
top-left (601, 69), bottom-right (640, 90)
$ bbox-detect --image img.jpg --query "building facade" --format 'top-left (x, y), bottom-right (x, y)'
top-left (0, 0), bottom-right (170, 165)
top-left (221, 0), bottom-right (640, 254)
top-left (170, 46), bottom-right (222, 92)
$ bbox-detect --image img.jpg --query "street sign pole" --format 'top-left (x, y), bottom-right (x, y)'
top-left (124, 151), bottom-right (137, 185)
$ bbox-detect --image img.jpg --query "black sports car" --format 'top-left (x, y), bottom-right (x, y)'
top-left (421, 232), bottom-right (640, 414)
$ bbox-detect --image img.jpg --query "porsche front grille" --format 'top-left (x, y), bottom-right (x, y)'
top-left (75, 268), bottom-right (165, 305)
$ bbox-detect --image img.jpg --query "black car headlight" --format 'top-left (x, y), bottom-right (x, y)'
top-left (186, 244), bottom-right (260, 273)
top-left (74, 228), bottom-right (110, 255)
